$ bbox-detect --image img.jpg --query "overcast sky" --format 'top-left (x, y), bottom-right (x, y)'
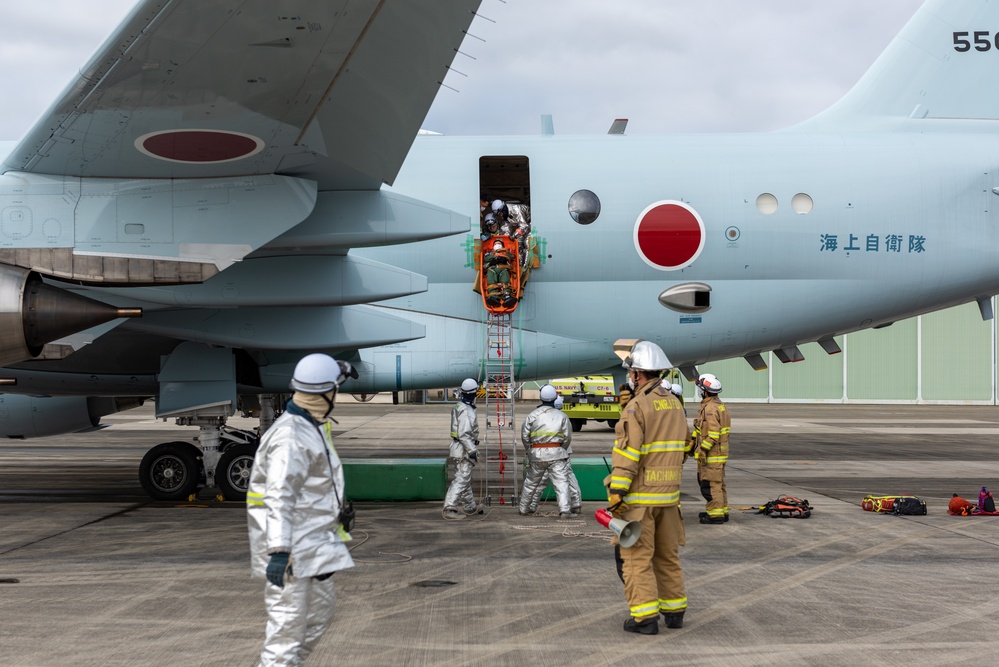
top-left (0, 1), bottom-right (924, 141)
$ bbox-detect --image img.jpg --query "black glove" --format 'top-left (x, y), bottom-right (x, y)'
top-left (266, 552), bottom-right (291, 588)
top-left (468, 451), bottom-right (478, 463)
top-left (338, 500), bottom-right (355, 533)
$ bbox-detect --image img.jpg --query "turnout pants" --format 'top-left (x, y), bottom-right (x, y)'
top-left (697, 462), bottom-right (728, 518)
top-left (619, 505), bottom-right (687, 621)
top-left (259, 574), bottom-right (336, 667)
top-left (528, 462), bottom-right (581, 512)
top-left (444, 458), bottom-right (476, 511)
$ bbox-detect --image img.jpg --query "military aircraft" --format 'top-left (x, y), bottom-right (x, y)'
top-left (0, 0), bottom-right (994, 500)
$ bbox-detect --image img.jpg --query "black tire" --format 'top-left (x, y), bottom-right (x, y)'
top-left (216, 443), bottom-right (258, 501)
top-left (139, 442), bottom-right (201, 501)
top-left (569, 418), bottom-right (585, 432)
top-left (607, 419), bottom-right (619, 429)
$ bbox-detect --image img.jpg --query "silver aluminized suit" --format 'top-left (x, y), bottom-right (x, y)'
top-left (247, 402), bottom-right (354, 667)
top-left (519, 404), bottom-right (573, 514)
top-left (444, 400), bottom-right (479, 511)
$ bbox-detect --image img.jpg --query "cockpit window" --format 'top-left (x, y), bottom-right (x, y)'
top-left (568, 189), bottom-right (601, 225)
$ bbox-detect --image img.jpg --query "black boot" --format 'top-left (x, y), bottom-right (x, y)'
top-left (661, 611), bottom-right (684, 629)
top-left (699, 515), bottom-right (724, 525)
top-left (623, 616), bottom-right (659, 635)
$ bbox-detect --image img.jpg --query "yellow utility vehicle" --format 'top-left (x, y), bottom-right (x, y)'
top-left (549, 376), bottom-right (621, 432)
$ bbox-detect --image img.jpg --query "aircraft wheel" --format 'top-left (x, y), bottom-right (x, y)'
top-left (217, 443), bottom-right (258, 501)
top-left (569, 418), bottom-right (585, 432)
top-left (139, 442), bottom-right (201, 501)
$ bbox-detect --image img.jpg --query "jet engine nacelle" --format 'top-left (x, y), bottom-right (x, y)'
top-left (0, 265), bottom-right (141, 367)
top-left (0, 395), bottom-right (144, 439)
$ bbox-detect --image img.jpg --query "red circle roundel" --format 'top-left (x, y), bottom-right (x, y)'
top-left (633, 200), bottom-right (705, 271)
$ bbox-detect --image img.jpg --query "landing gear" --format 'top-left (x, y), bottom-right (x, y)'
top-left (139, 442), bottom-right (202, 501)
top-left (137, 399), bottom-right (272, 502)
top-left (216, 443), bottom-right (257, 501)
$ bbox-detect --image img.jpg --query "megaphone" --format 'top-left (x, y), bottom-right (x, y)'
top-left (595, 508), bottom-right (642, 548)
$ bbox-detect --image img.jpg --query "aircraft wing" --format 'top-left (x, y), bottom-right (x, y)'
top-left (3, 0), bottom-right (480, 190)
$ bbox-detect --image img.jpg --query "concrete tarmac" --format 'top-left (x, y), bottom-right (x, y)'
top-left (2, 402), bottom-right (999, 666)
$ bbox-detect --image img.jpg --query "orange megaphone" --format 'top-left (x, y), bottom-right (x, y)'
top-left (594, 508), bottom-right (642, 548)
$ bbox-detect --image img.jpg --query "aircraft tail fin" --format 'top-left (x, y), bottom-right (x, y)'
top-left (793, 0), bottom-right (999, 130)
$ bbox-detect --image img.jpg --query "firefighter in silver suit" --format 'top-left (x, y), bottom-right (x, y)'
top-left (246, 353), bottom-right (357, 667)
top-left (443, 378), bottom-right (482, 520)
top-left (519, 384), bottom-right (574, 518)
top-left (523, 394), bottom-right (582, 515)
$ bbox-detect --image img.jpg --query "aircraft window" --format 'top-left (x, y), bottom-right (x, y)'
top-left (568, 189), bottom-right (601, 224)
top-left (756, 193), bottom-right (778, 214)
top-left (792, 193), bottom-right (813, 214)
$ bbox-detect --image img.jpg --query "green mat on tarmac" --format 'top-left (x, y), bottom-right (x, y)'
top-left (342, 457), bottom-right (611, 501)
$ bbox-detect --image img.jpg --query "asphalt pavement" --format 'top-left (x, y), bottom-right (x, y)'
top-left (1, 402), bottom-right (998, 666)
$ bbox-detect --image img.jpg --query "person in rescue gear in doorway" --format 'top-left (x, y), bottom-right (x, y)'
top-left (246, 352), bottom-right (358, 667)
top-left (519, 384), bottom-right (575, 518)
top-left (609, 340), bottom-right (689, 635)
top-left (443, 378), bottom-right (483, 520)
top-left (484, 239), bottom-right (517, 308)
top-left (688, 373), bottom-right (730, 524)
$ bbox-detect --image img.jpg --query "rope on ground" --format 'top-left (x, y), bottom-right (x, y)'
top-left (346, 528), bottom-right (415, 563)
top-left (509, 520), bottom-right (614, 542)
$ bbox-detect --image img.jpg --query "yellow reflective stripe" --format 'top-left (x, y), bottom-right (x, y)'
top-left (720, 427), bottom-right (731, 434)
top-left (641, 440), bottom-right (686, 454)
top-left (659, 597), bottom-right (687, 611)
top-left (610, 476), bottom-right (632, 490)
top-left (613, 446), bottom-right (640, 463)
top-left (246, 492), bottom-right (264, 506)
top-left (706, 508), bottom-right (726, 517)
top-left (629, 601), bottom-right (659, 617)
top-left (705, 456), bottom-right (727, 463)
top-left (708, 430), bottom-right (720, 437)
top-left (530, 430), bottom-right (562, 439)
top-left (450, 430), bottom-right (458, 438)
top-left (624, 491), bottom-right (680, 505)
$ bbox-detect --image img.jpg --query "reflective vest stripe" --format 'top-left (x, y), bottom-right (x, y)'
top-left (629, 601), bottom-right (659, 618)
top-left (624, 491), bottom-right (680, 505)
top-left (610, 475), bottom-right (632, 491)
top-left (613, 446), bottom-right (640, 462)
top-left (659, 597), bottom-right (687, 611)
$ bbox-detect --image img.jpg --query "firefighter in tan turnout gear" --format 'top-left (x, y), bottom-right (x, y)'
top-left (608, 340), bottom-right (689, 635)
top-left (689, 373), bottom-right (730, 524)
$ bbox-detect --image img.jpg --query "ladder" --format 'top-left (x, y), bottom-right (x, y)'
top-left (479, 312), bottom-right (520, 506)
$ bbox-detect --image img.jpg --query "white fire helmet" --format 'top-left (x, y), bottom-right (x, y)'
top-left (696, 373), bottom-right (722, 395)
top-left (622, 340), bottom-right (672, 372)
top-left (540, 384), bottom-right (558, 402)
top-left (290, 353), bottom-right (343, 394)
